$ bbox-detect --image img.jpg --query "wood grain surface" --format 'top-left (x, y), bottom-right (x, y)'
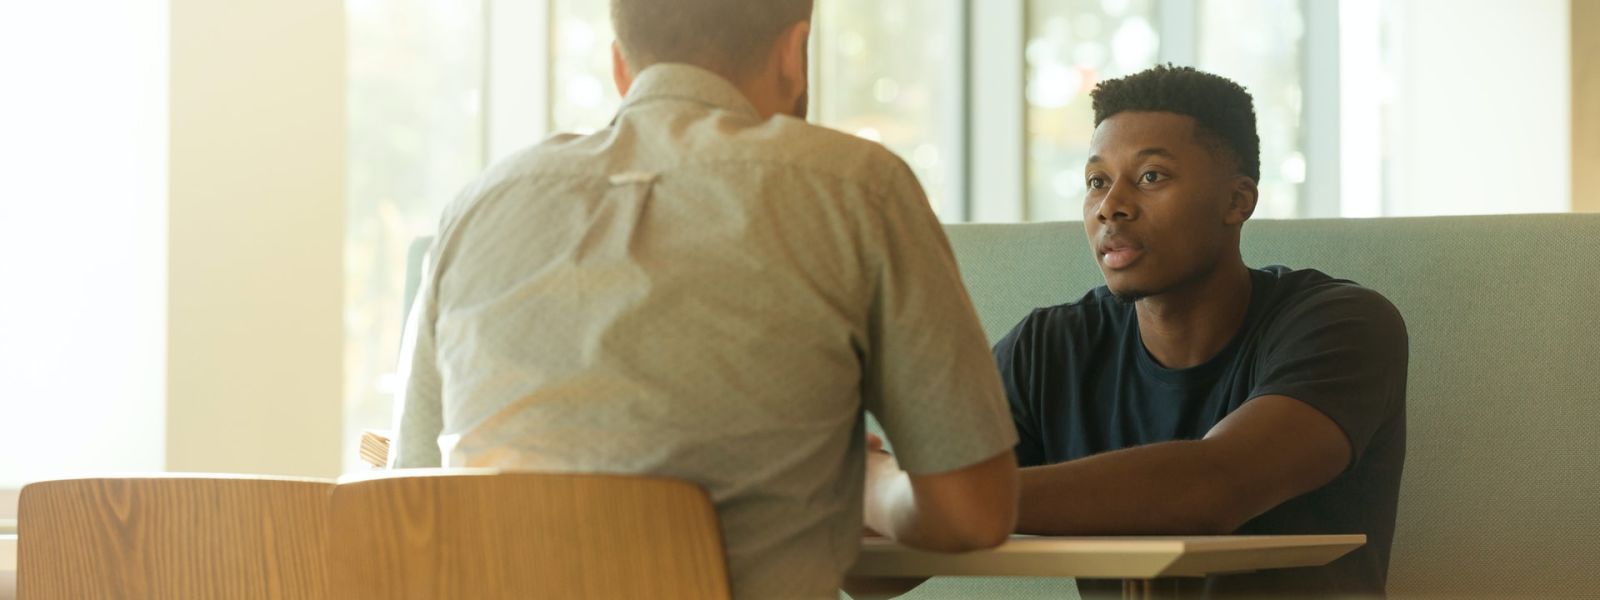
top-left (17, 475), bottom-right (333, 600)
top-left (850, 534), bottom-right (1366, 580)
top-left (327, 470), bottom-right (731, 600)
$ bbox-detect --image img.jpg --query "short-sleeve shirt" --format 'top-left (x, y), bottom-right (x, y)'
top-left (390, 63), bottom-right (1017, 600)
top-left (995, 266), bottom-right (1407, 598)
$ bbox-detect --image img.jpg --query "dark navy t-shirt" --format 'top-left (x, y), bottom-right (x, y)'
top-left (994, 267), bottom-right (1408, 598)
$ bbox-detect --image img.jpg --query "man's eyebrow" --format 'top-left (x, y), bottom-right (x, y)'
top-left (1087, 148), bottom-right (1177, 166)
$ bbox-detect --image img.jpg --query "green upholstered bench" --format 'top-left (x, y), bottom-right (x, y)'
top-left (409, 213), bottom-right (1600, 598)
top-left (900, 214), bottom-right (1600, 599)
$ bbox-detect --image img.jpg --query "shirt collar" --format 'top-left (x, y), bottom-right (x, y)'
top-left (616, 63), bottom-right (762, 120)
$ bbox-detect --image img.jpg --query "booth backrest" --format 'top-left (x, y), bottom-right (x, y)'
top-left (942, 215), bottom-right (1600, 598)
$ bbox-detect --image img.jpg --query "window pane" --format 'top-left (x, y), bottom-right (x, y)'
top-left (550, 1), bottom-right (963, 219)
top-left (1199, 0), bottom-right (1304, 218)
top-left (1025, 0), bottom-right (1160, 222)
top-left (551, 0), bottom-right (620, 133)
top-left (345, 0), bottom-right (486, 470)
top-left (814, 0), bottom-right (962, 219)
top-left (0, 0), bottom-right (167, 488)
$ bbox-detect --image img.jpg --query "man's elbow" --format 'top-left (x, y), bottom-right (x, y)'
top-left (1192, 510), bottom-right (1248, 537)
top-left (935, 466), bottom-right (1020, 551)
top-left (1193, 483), bottom-right (1273, 536)
top-left (951, 510), bottom-right (1016, 550)
top-left (915, 501), bottom-right (1015, 552)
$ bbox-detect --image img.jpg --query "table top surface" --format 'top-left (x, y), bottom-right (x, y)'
top-left (0, 532), bottom-right (1361, 579)
top-left (849, 534), bottom-right (1366, 580)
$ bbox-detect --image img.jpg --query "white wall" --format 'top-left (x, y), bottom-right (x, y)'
top-left (166, 0), bottom-right (345, 477)
top-left (1384, 0), bottom-right (1571, 216)
top-left (0, 0), bottom-right (348, 491)
top-left (0, 0), bottom-right (169, 489)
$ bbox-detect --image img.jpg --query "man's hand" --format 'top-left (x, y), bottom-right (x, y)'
top-left (862, 431), bottom-right (896, 537)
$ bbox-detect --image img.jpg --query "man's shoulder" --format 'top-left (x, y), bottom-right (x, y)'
top-left (504, 116), bottom-right (917, 198)
top-left (727, 115), bottom-right (923, 195)
top-left (432, 133), bottom-right (595, 227)
top-left (1253, 267), bottom-right (1408, 350)
top-left (1257, 266), bottom-right (1404, 324)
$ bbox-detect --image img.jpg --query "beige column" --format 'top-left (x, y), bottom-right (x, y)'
top-left (1578, 0), bottom-right (1600, 212)
top-left (167, 0), bottom-right (345, 476)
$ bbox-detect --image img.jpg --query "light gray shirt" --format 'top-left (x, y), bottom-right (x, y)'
top-left (392, 63), bottom-right (1017, 599)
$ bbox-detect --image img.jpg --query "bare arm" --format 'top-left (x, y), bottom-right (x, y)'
top-left (864, 445), bottom-right (1019, 552)
top-left (1016, 395), bottom-right (1350, 535)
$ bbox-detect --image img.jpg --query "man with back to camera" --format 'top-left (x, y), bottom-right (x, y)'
top-left (388, 0), bottom-right (1021, 598)
top-left (994, 65), bottom-right (1408, 598)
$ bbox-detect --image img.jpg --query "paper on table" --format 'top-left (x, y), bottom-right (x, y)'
top-left (359, 430), bottom-right (392, 469)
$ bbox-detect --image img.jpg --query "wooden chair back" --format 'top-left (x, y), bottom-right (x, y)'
top-left (326, 470), bottom-right (731, 600)
top-left (17, 475), bottom-right (333, 600)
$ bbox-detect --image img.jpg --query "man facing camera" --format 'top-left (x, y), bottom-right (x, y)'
top-left (390, 1), bottom-right (1019, 598)
top-left (996, 65), bottom-right (1407, 598)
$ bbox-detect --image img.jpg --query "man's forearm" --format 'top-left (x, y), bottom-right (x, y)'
top-left (864, 464), bottom-right (988, 551)
top-left (1016, 440), bottom-right (1253, 536)
top-left (863, 450), bottom-right (1017, 552)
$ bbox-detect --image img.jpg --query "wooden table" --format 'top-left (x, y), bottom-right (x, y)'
top-left (0, 531), bottom-right (1360, 600)
top-left (848, 534), bottom-right (1365, 600)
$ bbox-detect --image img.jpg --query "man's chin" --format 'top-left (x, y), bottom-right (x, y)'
top-left (1102, 275), bottom-right (1148, 304)
top-left (1104, 280), bottom-right (1150, 304)
top-left (1111, 290), bottom-right (1148, 304)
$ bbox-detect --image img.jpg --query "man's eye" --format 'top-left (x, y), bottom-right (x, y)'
top-left (1141, 171), bottom-right (1164, 184)
top-left (1087, 177), bottom-right (1106, 190)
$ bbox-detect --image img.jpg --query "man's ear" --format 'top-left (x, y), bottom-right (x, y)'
top-left (612, 41), bottom-right (633, 97)
top-left (1226, 176), bottom-right (1259, 226)
top-left (776, 21), bottom-right (810, 113)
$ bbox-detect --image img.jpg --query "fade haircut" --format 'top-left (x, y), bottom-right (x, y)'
top-left (1091, 64), bottom-right (1262, 182)
top-left (611, 0), bottom-right (815, 81)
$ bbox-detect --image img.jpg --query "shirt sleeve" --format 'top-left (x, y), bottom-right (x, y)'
top-left (993, 313), bottom-right (1048, 468)
top-left (389, 246), bottom-right (445, 468)
top-left (1249, 283), bottom-right (1409, 467)
top-left (859, 160), bottom-right (1019, 475)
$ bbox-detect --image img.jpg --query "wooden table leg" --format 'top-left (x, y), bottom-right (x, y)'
top-left (1121, 579), bottom-right (1151, 600)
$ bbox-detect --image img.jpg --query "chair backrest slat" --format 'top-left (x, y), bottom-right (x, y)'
top-left (18, 476), bottom-right (333, 600)
top-left (327, 471), bottom-right (731, 600)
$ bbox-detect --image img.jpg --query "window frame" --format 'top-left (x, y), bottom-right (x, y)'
top-left (482, 0), bottom-right (1343, 222)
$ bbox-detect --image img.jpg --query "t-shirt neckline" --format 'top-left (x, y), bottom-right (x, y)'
top-left (1130, 269), bottom-right (1273, 388)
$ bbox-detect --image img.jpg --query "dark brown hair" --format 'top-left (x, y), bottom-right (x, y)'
top-left (1092, 64), bottom-right (1262, 182)
top-left (611, 0), bottom-right (815, 80)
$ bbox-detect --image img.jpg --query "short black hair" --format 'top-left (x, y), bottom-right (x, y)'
top-left (611, 0), bottom-right (814, 80)
top-left (1091, 64), bottom-right (1261, 182)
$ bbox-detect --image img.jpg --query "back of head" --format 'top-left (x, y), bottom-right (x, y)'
top-left (611, 0), bottom-right (814, 81)
top-left (1091, 64), bottom-right (1262, 182)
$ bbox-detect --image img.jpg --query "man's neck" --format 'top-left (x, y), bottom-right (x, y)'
top-left (1134, 259), bottom-right (1254, 369)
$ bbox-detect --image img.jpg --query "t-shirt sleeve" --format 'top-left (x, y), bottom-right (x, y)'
top-left (860, 160), bottom-right (1019, 475)
top-left (1250, 284), bottom-right (1409, 467)
top-left (390, 239), bottom-right (446, 469)
top-left (994, 313), bottom-right (1049, 468)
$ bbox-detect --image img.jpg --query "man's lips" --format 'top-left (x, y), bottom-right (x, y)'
top-left (1097, 236), bottom-right (1145, 270)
